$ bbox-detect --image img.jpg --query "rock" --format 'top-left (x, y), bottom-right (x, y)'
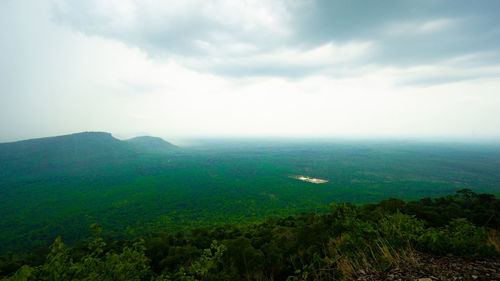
top-left (353, 251), bottom-right (500, 281)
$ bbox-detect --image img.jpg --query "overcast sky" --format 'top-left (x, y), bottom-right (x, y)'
top-left (1, 0), bottom-right (500, 142)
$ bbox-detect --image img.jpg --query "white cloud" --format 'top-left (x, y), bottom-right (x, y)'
top-left (387, 54), bottom-right (500, 86)
top-left (419, 19), bottom-right (456, 33)
top-left (385, 18), bottom-right (458, 36)
top-left (247, 41), bottom-right (372, 67)
top-left (184, 40), bottom-right (374, 77)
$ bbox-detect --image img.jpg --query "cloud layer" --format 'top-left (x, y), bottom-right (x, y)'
top-left (1, 0), bottom-right (500, 141)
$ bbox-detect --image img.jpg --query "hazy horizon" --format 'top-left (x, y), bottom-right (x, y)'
top-left (1, 0), bottom-right (500, 142)
top-left (3, 130), bottom-right (500, 147)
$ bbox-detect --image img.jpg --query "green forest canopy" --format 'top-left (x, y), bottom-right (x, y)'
top-left (1, 190), bottom-right (499, 280)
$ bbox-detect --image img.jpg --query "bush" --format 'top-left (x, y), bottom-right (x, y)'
top-left (417, 218), bottom-right (498, 257)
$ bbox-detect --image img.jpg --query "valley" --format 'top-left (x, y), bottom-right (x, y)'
top-left (1, 133), bottom-right (500, 254)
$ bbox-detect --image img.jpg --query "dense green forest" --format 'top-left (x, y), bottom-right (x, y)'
top-left (1, 190), bottom-right (499, 280)
top-left (1, 133), bottom-right (500, 254)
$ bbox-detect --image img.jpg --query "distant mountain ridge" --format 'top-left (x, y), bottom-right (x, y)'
top-left (0, 132), bottom-right (177, 179)
top-left (125, 135), bottom-right (177, 153)
top-left (0, 132), bottom-right (120, 162)
top-left (0, 131), bottom-right (176, 152)
top-left (0, 131), bottom-right (115, 146)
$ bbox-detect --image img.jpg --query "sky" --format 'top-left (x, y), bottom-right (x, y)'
top-left (1, 0), bottom-right (500, 142)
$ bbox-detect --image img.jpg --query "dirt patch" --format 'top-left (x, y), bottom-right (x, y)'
top-left (291, 175), bottom-right (328, 184)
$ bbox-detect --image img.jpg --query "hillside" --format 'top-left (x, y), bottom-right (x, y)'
top-left (0, 132), bottom-right (176, 159)
top-left (0, 191), bottom-right (499, 280)
top-left (1, 136), bottom-right (500, 255)
top-left (0, 132), bottom-right (176, 180)
top-left (0, 132), bottom-right (122, 158)
top-left (125, 136), bottom-right (177, 153)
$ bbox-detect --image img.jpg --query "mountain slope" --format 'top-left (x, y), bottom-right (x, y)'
top-left (0, 132), bottom-right (174, 180)
top-left (125, 136), bottom-right (177, 153)
top-left (0, 132), bottom-right (124, 160)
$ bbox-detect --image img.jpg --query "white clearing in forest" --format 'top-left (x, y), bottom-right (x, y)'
top-left (291, 175), bottom-right (328, 184)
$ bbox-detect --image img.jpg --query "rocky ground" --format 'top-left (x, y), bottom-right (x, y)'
top-left (355, 252), bottom-right (500, 281)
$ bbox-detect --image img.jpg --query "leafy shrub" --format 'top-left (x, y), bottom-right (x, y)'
top-left (417, 218), bottom-right (498, 257)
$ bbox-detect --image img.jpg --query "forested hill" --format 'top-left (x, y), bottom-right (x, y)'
top-left (0, 191), bottom-right (499, 280)
top-left (125, 136), bottom-right (177, 153)
top-left (0, 132), bottom-right (177, 178)
top-left (0, 132), bottom-right (176, 158)
top-left (0, 132), bottom-right (122, 161)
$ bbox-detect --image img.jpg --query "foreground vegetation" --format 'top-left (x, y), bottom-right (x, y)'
top-left (1, 189), bottom-right (499, 280)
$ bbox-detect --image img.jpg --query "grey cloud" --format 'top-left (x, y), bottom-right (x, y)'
top-left (394, 51), bottom-right (500, 87)
top-left (50, 0), bottom-right (293, 57)
top-left (397, 72), bottom-right (500, 87)
top-left (50, 0), bottom-right (500, 83)
top-left (294, 0), bottom-right (500, 70)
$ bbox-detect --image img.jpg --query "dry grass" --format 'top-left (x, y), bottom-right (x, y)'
top-left (326, 237), bottom-right (419, 280)
top-left (376, 240), bottom-right (418, 266)
top-left (487, 229), bottom-right (500, 253)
